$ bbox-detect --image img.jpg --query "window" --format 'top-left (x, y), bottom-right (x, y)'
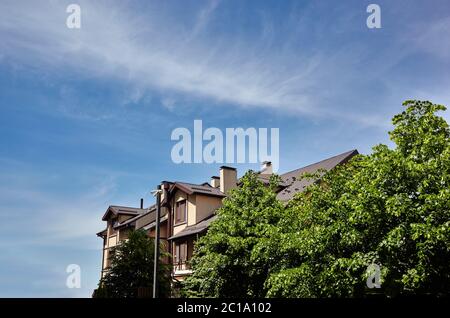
top-left (174, 241), bottom-right (187, 264)
top-left (175, 200), bottom-right (187, 224)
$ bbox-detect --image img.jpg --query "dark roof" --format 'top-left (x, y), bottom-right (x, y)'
top-left (168, 214), bottom-right (218, 240)
top-left (100, 150), bottom-right (358, 239)
top-left (276, 149), bottom-right (358, 201)
top-left (114, 204), bottom-right (157, 229)
top-left (169, 181), bottom-right (226, 197)
top-left (220, 166), bottom-right (237, 171)
top-left (96, 229), bottom-right (107, 237)
top-left (101, 205), bottom-right (148, 221)
top-left (135, 206), bottom-right (168, 230)
top-left (171, 150), bottom-right (358, 238)
top-left (255, 173), bottom-right (290, 187)
top-left (142, 215), bottom-right (169, 231)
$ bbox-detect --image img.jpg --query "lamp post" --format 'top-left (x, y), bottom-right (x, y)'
top-left (151, 185), bottom-right (162, 298)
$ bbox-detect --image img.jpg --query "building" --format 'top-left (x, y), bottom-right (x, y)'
top-left (97, 149), bottom-right (358, 281)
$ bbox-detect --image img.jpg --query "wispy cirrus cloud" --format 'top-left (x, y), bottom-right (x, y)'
top-left (3, 0), bottom-right (445, 127)
top-left (1, 0), bottom-right (450, 299)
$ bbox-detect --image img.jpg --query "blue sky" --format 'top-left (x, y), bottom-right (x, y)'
top-left (0, 0), bottom-right (449, 297)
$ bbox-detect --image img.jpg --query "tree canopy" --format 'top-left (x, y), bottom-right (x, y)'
top-left (184, 100), bottom-right (450, 297)
top-left (182, 173), bottom-right (285, 297)
top-left (94, 229), bottom-right (172, 298)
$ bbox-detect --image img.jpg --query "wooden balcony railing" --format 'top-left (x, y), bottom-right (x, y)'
top-left (173, 260), bottom-right (191, 272)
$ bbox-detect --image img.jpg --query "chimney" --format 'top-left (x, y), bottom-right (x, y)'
top-left (140, 198), bottom-right (144, 209)
top-left (219, 166), bottom-right (237, 194)
top-left (210, 176), bottom-right (220, 188)
top-left (260, 161), bottom-right (272, 175)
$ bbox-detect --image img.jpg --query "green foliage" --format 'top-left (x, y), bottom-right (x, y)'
top-left (266, 100), bottom-right (450, 297)
top-left (184, 100), bottom-right (450, 297)
top-left (94, 229), bottom-right (172, 298)
top-left (182, 173), bottom-right (285, 297)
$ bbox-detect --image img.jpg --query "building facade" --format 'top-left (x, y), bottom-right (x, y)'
top-left (97, 149), bottom-right (358, 281)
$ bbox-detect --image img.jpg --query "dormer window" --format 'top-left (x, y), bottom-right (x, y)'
top-left (175, 200), bottom-right (187, 225)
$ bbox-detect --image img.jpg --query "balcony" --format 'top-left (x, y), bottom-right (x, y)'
top-left (173, 260), bottom-right (192, 276)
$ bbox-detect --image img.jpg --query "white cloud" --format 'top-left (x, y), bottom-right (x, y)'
top-left (0, 0), bottom-right (400, 128)
top-left (1, 1), bottom-right (449, 129)
top-left (412, 17), bottom-right (450, 60)
top-left (188, 0), bottom-right (222, 41)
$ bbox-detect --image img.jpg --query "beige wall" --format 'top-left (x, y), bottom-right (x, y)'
top-left (173, 223), bottom-right (186, 235)
top-left (173, 191), bottom-right (222, 234)
top-left (195, 194), bottom-right (222, 223)
top-left (173, 190), bottom-right (197, 235)
top-left (220, 167), bottom-right (237, 194)
top-left (187, 195), bottom-right (196, 226)
top-left (107, 234), bottom-right (117, 247)
top-left (102, 248), bottom-right (108, 270)
top-left (148, 220), bottom-right (168, 239)
top-left (210, 177), bottom-right (220, 188)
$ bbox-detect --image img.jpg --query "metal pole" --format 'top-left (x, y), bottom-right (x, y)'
top-left (153, 185), bottom-right (161, 298)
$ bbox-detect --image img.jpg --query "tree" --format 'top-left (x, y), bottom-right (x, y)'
top-left (93, 229), bottom-right (172, 298)
top-left (182, 172), bottom-right (285, 297)
top-left (266, 100), bottom-right (450, 297)
top-left (182, 100), bottom-right (449, 298)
